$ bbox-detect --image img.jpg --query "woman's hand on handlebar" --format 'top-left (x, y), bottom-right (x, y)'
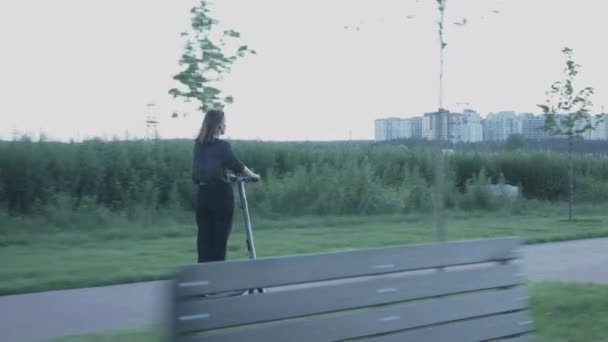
top-left (243, 166), bottom-right (261, 182)
top-left (250, 173), bottom-right (261, 182)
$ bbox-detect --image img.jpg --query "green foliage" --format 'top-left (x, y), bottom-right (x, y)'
top-left (169, 1), bottom-right (255, 111)
top-left (1, 139), bottom-right (608, 219)
top-left (459, 168), bottom-right (499, 211)
top-left (539, 47), bottom-right (603, 140)
top-left (504, 134), bottom-right (527, 151)
top-left (0, 139), bottom-right (195, 217)
top-left (538, 47), bottom-right (606, 221)
top-left (575, 175), bottom-right (608, 203)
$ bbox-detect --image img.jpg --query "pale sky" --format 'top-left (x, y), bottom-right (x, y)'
top-left (1, 0), bottom-right (607, 141)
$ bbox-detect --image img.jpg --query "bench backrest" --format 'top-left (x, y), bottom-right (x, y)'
top-left (169, 237), bottom-right (531, 342)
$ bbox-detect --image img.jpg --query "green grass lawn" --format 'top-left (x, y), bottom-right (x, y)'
top-left (51, 282), bottom-right (608, 342)
top-left (530, 282), bottom-right (608, 342)
top-left (2, 206), bottom-right (608, 295)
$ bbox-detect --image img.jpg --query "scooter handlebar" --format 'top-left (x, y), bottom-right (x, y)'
top-left (228, 174), bottom-right (259, 183)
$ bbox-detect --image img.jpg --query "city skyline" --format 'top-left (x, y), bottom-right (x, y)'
top-left (375, 109), bottom-right (608, 143)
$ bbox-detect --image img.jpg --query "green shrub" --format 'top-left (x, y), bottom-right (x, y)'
top-left (1, 139), bottom-right (607, 218)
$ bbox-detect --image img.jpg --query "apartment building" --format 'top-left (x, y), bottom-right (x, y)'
top-left (375, 117), bottom-right (413, 140)
top-left (376, 111), bottom-right (606, 142)
top-left (422, 110), bottom-right (450, 141)
top-left (482, 111), bottom-right (523, 142)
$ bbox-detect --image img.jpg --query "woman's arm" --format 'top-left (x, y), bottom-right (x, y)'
top-left (241, 165), bottom-right (260, 181)
top-left (222, 141), bottom-right (261, 181)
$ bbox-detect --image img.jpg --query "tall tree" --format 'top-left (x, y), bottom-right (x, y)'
top-left (344, 0), bottom-right (503, 242)
top-left (433, 0), bottom-right (502, 241)
top-left (169, 1), bottom-right (255, 112)
top-left (538, 47), bottom-right (604, 221)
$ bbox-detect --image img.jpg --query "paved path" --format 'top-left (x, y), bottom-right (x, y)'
top-left (2, 237), bottom-right (608, 342)
top-left (521, 237), bottom-right (608, 284)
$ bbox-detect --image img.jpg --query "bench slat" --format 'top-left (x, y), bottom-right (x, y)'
top-left (499, 336), bottom-right (531, 342)
top-left (176, 264), bottom-right (524, 333)
top-left (175, 237), bottom-right (520, 296)
top-left (358, 311), bottom-right (531, 341)
top-left (178, 286), bottom-right (528, 342)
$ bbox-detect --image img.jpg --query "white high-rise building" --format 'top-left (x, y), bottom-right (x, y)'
top-left (483, 111), bottom-right (523, 141)
top-left (446, 110), bottom-right (483, 143)
top-left (461, 110), bottom-right (483, 143)
top-left (410, 117), bottom-right (423, 139)
top-left (422, 110), bottom-right (450, 140)
top-left (375, 117), bottom-right (414, 141)
top-left (521, 113), bottom-right (550, 140)
top-left (422, 109), bottom-right (481, 142)
top-left (376, 111), bottom-right (606, 143)
top-left (448, 112), bottom-right (465, 143)
top-left (374, 118), bottom-right (390, 141)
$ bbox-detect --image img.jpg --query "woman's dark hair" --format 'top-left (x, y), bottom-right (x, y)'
top-left (196, 110), bottom-right (224, 144)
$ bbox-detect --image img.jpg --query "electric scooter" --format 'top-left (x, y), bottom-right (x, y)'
top-left (229, 174), bottom-right (265, 294)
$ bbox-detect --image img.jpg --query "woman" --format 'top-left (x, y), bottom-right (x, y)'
top-left (192, 110), bottom-right (260, 263)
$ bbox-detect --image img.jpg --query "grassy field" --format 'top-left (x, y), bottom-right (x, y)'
top-left (50, 282), bottom-right (608, 342)
top-left (530, 282), bottom-right (608, 341)
top-left (2, 204), bottom-right (608, 295)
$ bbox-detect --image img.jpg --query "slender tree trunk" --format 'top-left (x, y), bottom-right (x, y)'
top-left (438, 0), bottom-right (446, 110)
top-left (434, 0), bottom-right (447, 242)
top-left (568, 135), bottom-right (574, 221)
top-left (434, 151), bottom-right (446, 242)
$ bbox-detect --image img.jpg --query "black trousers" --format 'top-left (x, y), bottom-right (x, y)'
top-left (196, 182), bottom-right (234, 263)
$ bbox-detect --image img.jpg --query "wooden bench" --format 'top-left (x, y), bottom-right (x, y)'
top-left (168, 237), bottom-right (531, 341)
